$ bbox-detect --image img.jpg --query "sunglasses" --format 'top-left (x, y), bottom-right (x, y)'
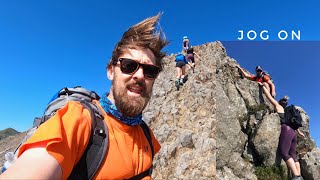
top-left (117, 58), bottom-right (162, 79)
top-left (256, 69), bottom-right (262, 72)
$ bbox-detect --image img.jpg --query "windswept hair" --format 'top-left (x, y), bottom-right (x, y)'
top-left (108, 13), bottom-right (169, 69)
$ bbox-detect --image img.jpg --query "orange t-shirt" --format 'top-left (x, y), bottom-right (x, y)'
top-left (18, 100), bottom-right (161, 180)
top-left (250, 74), bottom-right (270, 83)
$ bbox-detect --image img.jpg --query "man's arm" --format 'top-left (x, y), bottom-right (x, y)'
top-left (186, 60), bottom-right (194, 68)
top-left (194, 52), bottom-right (202, 61)
top-left (0, 148), bottom-right (62, 179)
top-left (236, 65), bottom-right (252, 79)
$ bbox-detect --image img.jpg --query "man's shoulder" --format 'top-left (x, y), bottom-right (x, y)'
top-left (263, 75), bottom-right (271, 82)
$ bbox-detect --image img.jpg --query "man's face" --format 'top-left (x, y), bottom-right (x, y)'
top-left (107, 48), bottom-right (158, 117)
top-left (256, 69), bottom-right (262, 76)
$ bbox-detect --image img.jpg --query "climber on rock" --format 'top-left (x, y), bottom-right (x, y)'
top-left (185, 47), bottom-right (202, 73)
top-left (237, 65), bottom-right (276, 98)
top-left (258, 81), bottom-right (305, 180)
top-left (175, 53), bottom-right (193, 90)
top-left (182, 36), bottom-right (190, 52)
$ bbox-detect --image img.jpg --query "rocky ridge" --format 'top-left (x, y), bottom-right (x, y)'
top-left (0, 42), bottom-right (319, 179)
top-left (214, 42), bottom-right (320, 179)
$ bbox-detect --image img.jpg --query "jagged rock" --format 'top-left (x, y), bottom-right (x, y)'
top-left (216, 80), bottom-right (247, 167)
top-left (148, 43), bottom-right (216, 179)
top-left (215, 41), bottom-right (319, 179)
top-left (252, 113), bottom-right (281, 166)
top-left (226, 152), bottom-right (257, 179)
top-left (300, 149), bottom-right (320, 180)
top-left (217, 166), bottom-right (242, 180)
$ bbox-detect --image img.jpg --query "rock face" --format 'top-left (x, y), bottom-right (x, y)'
top-left (148, 41), bottom-right (319, 179)
top-left (145, 43), bottom-right (217, 179)
top-left (0, 42), bottom-right (319, 179)
top-left (214, 41), bottom-right (320, 180)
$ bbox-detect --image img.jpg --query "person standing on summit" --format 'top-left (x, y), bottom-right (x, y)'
top-left (237, 65), bottom-right (276, 97)
top-left (0, 13), bottom-right (168, 179)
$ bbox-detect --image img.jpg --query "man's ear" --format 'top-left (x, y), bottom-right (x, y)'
top-left (107, 65), bottom-right (114, 80)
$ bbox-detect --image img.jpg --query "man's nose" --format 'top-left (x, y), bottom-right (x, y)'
top-left (132, 66), bottom-right (145, 79)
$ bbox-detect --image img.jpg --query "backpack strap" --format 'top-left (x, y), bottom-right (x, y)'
top-left (59, 87), bottom-right (100, 101)
top-left (140, 122), bottom-right (154, 159)
top-left (126, 168), bottom-right (152, 180)
top-left (68, 109), bottom-right (153, 180)
top-left (261, 73), bottom-right (265, 82)
top-left (68, 101), bottom-right (108, 180)
top-left (125, 122), bottom-right (154, 180)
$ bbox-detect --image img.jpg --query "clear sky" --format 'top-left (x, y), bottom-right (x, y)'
top-left (0, 1), bottom-right (319, 146)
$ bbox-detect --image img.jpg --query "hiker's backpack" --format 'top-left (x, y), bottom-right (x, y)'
top-left (186, 47), bottom-right (194, 54)
top-left (5, 86), bottom-right (154, 180)
top-left (284, 104), bottom-right (303, 130)
top-left (175, 54), bottom-right (185, 62)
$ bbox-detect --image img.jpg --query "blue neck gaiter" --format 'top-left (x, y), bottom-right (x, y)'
top-left (99, 94), bottom-right (143, 126)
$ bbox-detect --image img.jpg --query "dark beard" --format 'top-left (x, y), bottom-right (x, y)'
top-left (113, 82), bottom-right (151, 117)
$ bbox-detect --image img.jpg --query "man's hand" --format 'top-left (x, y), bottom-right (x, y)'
top-left (257, 82), bottom-right (264, 86)
top-left (297, 129), bottom-right (305, 138)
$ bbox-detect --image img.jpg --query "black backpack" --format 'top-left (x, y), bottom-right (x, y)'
top-left (7, 86), bottom-right (154, 180)
top-left (284, 104), bottom-right (303, 130)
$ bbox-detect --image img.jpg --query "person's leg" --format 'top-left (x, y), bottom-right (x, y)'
top-left (263, 82), bottom-right (275, 98)
top-left (176, 67), bottom-right (182, 79)
top-left (289, 133), bottom-right (301, 176)
top-left (181, 66), bottom-right (186, 78)
top-left (295, 162), bottom-right (301, 176)
top-left (279, 125), bottom-right (300, 176)
top-left (180, 65), bottom-right (186, 84)
top-left (175, 66), bottom-right (182, 89)
top-left (285, 158), bottom-right (299, 177)
top-left (263, 82), bottom-right (270, 93)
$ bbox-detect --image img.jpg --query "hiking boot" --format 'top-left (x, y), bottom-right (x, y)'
top-left (182, 75), bottom-right (188, 83)
top-left (179, 78), bottom-right (184, 85)
top-left (175, 80), bottom-right (180, 91)
top-left (291, 175), bottom-right (304, 180)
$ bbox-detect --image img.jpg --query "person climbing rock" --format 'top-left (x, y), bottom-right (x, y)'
top-left (175, 53), bottom-right (193, 90)
top-left (258, 82), bottom-right (305, 180)
top-left (182, 36), bottom-right (190, 52)
top-left (185, 47), bottom-right (202, 73)
top-left (237, 65), bottom-right (276, 98)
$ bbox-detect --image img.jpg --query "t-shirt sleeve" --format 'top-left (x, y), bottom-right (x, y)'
top-left (249, 75), bottom-right (255, 81)
top-left (17, 101), bottom-right (92, 179)
top-left (263, 75), bottom-right (271, 82)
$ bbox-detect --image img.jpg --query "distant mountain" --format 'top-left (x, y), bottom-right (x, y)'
top-left (0, 128), bottom-right (19, 141)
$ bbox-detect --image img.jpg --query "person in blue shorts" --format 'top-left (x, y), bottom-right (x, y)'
top-left (175, 53), bottom-right (193, 90)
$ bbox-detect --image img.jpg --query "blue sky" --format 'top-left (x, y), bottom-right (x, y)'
top-left (0, 1), bottom-right (319, 146)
